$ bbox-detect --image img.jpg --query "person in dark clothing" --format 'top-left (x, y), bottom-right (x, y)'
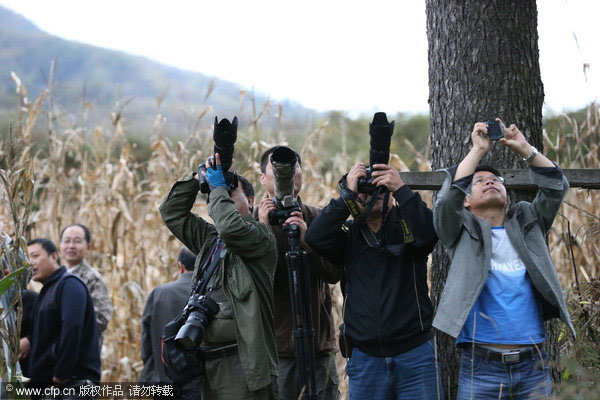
top-left (140, 247), bottom-right (196, 383)
top-left (255, 146), bottom-right (340, 400)
top-left (26, 238), bottom-right (100, 387)
top-left (305, 161), bottom-right (443, 399)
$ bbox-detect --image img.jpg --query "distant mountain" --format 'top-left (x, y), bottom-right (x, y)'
top-left (0, 6), bottom-right (315, 138)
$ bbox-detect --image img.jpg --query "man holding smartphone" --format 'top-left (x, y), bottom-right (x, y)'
top-left (433, 119), bottom-right (575, 399)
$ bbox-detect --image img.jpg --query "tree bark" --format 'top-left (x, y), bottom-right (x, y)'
top-left (425, 1), bottom-right (548, 397)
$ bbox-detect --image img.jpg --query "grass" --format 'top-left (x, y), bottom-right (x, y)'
top-left (0, 76), bottom-right (598, 397)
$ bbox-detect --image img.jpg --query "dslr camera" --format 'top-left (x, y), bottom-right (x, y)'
top-left (357, 112), bottom-right (395, 194)
top-left (268, 146), bottom-right (302, 225)
top-left (199, 116), bottom-right (240, 193)
top-left (175, 293), bottom-right (220, 350)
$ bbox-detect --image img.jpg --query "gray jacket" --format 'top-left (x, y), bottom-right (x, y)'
top-left (432, 164), bottom-right (575, 339)
top-left (139, 271), bottom-right (193, 382)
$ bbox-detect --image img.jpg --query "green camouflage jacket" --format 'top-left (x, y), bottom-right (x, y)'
top-left (159, 178), bottom-right (278, 392)
top-left (68, 260), bottom-right (113, 334)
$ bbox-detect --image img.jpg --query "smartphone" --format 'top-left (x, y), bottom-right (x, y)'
top-left (486, 121), bottom-right (504, 141)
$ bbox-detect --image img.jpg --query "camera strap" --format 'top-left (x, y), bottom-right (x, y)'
top-left (356, 186), bottom-right (389, 249)
top-left (357, 189), bottom-right (414, 256)
top-left (338, 174), bottom-right (364, 219)
top-left (191, 238), bottom-right (227, 297)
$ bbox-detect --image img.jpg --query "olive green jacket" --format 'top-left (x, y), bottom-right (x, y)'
top-left (159, 177), bottom-right (278, 391)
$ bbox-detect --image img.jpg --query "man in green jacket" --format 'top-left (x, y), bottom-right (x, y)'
top-left (159, 153), bottom-right (278, 400)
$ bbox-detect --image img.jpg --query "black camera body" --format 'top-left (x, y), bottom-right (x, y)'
top-left (357, 112), bottom-right (395, 194)
top-left (175, 293), bottom-right (220, 351)
top-left (357, 166), bottom-right (378, 194)
top-left (485, 120), bottom-right (504, 141)
top-left (268, 197), bottom-right (302, 226)
top-left (199, 116), bottom-right (239, 194)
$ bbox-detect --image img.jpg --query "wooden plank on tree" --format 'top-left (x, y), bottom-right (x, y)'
top-left (400, 169), bottom-right (600, 190)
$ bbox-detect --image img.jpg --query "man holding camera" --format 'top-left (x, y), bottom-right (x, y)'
top-left (160, 118), bottom-right (278, 399)
top-left (256, 146), bottom-right (340, 400)
top-left (432, 120), bottom-right (575, 399)
top-left (305, 113), bottom-right (442, 399)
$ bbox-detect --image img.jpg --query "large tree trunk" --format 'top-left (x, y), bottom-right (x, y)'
top-left (425, 1), bottom-right (549, 397)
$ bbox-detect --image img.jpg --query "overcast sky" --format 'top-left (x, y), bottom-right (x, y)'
top-left (1, 0), bottom-right (598, 115)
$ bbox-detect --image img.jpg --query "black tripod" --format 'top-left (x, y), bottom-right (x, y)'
top-left (285, 223), bottom-right (319, 399)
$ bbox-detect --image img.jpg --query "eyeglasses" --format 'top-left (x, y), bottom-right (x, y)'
top-left (472, 176), bottom-right (504, 185)
top-left (61, 237), bottom-right (85, 245)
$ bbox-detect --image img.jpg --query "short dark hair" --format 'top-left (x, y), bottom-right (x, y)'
top-left (28, 238), bottom-right (60, 264)
top-left (177, 247), bottom-right (196, 271)
top-left (259, 146), bottom-right (302, 173)
top-left (60, 224), bottom-right (91, 243)
top-left (237, 175), bottom-right (254, 199)
top-left (474, 165), bottom-right (502, 178)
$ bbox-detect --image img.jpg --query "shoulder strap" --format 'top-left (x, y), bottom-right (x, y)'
top-left (193, 239), bottom-right (226, 295)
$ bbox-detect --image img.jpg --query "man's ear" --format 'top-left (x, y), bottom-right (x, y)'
top-left (248, 196), bottom-right (255, 207)
top-left (464, 196), bottom-right (471, 209)
top-left (50, 252), bottom-right (59, 263)
top-left (258, 172), bottom-right (265, 186)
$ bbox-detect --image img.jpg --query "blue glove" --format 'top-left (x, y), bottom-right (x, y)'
top-left (206, 165), bottom-right (227, 190)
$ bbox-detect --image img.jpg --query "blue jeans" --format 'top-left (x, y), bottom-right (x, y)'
top-left (345, 339), bottom-right (444, 400)
top-left (457, 347), bottom-right (552, 400)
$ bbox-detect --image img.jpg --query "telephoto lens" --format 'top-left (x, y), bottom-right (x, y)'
top-left (199, 116), bottom-right (239, 194)
top-left (268, 146), bottom-right (302, 225)
top-left (271, 146), bottom-right (297, 201)
top-left (213, 116), bottom-right (238, 172)
top-left (357, 112), bottom-right (395, 194)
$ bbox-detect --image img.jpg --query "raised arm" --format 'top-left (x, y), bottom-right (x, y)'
top-left (528, 166), bottom-right (569, 233)
top-left (159, 176), bottom-right (212, 255)
top-left (497, 121), bottom-right (567, 231)
top-left (433, 122), bottom-right (491, 248)
top-left (208, 187), bottom-right (275, 258)
top-left (304, 197), bottom-right (349, 265)
top-left (393, 186), bottom-right (438, 254)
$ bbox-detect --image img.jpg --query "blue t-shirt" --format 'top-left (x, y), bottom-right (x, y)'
top-left (457, 227), bottom-right (545, 345)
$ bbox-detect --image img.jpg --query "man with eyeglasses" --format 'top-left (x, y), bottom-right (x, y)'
top-left (432, 120), bottom-right (575, 399)
top-left (60, 224), bottom-right (113, 337)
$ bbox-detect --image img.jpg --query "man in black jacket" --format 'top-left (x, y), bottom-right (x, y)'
top-left (305, 162), bottom-right (443, 399)
top-left (26, 238), bottom-right (100, 387)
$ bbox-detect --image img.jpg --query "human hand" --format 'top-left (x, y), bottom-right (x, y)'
top-left (497, 121), bottom-right (533, 158)
top-left (258, 197), bottom-right (277, 225)
top-left (52, 376), bottom-right (68, 386)
top-left (201, 153), bottom-right (227, 190)
top-left (371, 164), bottom-right (405, 192)
top-left (471, 122), bottom-right (492, 154)
top-left (284, 211), bottom-right (308, 248)
top-left (19, 337), bottom-right (30, 360)
top-left (346, 163), bottom-right (367, 193)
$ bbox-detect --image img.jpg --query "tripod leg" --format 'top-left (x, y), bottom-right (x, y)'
top-left (300, 251), bottom-right (318, 397)
top-left (286, 250), bottom-right (319, 399)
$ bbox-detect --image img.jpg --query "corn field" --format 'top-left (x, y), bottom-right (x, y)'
top-left (0, 77), bottom-right (598, 396)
